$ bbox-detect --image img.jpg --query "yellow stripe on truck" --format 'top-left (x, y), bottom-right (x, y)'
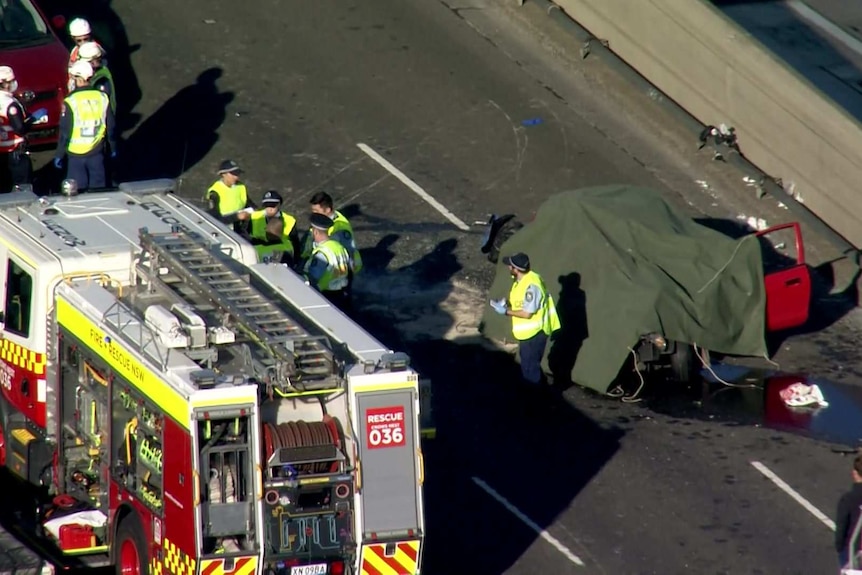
top-left (56, 297), bottom-right (190, 429)
top-left (360, 541), bottom-right (420, 575)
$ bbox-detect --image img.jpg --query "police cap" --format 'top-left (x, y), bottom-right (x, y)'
top-left (262, 190), bottom-right (282, 206)
top-left (309, 212), bottom-right (333, 231)
top-left (217, 159), bottom-right (242, 175)
top-left (502, 252), bottom-right (530, 272)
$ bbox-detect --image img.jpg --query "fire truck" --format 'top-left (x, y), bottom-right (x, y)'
top-left (0, 179), bottom-right (428, 575)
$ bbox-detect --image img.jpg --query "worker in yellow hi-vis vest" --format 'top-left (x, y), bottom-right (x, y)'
top-left (303, 212), bottom-right (351, 312)
top-left (302, 191), bottom-right (362, 303)
top-left (52, 60), bottom-right (116, 192)
top-left (236, 190), bottom-right (300, 265)
top-left (489, 252), bottom-right (561, 386)
top-left (204, 159), bottom-right (255, 233)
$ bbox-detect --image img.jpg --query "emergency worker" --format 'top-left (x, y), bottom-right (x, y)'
top-left (67, 18), bottom-right (106, 91)
top-left (237, 190), bottom-right (300, 265)
top-left (303, 191), bottom-right (363, 278)
top-left (76, 42), bottom-right (115, 114)
top-left (835, 451), bottom-right (862, 569)
top-left (489, 252), bottom-right (561, 386)
top-left (205, 159), bottom-right (255, 233)
top-left (53, 60), bottom-right (117, 192)
top-left (303, 213), bottom-right (351, 310)
top-left (0, 66), bottom-right (47, 188)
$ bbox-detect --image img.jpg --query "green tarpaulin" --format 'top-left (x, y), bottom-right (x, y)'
top-left (479, 185), bottom-right (768, 393)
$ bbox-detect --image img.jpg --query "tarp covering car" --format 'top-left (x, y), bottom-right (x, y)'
top-left (478, 184), bottom-right (770, 393)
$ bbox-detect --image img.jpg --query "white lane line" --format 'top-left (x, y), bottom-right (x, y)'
top-left (471, 476), bottom-right (585, 566)
top-left (356, 142), bottom-right (471, 231)
top-left (787, 0), bottom-right (862, 59)
top-left (751, 461), bottom-right (836, 531)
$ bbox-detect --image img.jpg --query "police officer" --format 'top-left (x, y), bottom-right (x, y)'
top-left (0, 66), bottom-right (47, 188)
top-left (304, 191), bottom-right (362, 269)
top-left (489, 252), bottom-right (561, 386)
top-left (77, 42), bottom-right (115, 114)
top-left (53, 60), bottom-right (117, 192)
top-left (205, 160), bottom-right (255, 233)
top-left (303, 213), bottom-right (351, 310)
top-left (237, 190), bottom-right (300, 265)
top-left (835, 452), bottom-right (862, 569)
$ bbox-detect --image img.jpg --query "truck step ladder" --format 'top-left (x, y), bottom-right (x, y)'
top-left (137, 228), bottom-right (337, 387)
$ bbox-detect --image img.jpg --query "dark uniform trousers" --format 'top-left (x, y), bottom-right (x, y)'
top-left (68, 149), bottom-right (106, 190)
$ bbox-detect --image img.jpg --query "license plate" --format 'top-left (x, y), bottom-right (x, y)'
top-left (290, 564), bottom-right (327, 575)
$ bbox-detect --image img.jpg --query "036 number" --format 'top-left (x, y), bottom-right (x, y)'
top-left (369, 426), bottom-right (404, 446)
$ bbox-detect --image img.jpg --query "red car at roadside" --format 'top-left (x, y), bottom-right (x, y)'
top-left (0, 0), bottom-right (68, 147)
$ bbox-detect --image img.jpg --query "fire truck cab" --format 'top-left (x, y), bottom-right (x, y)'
top-left (0, 180), bottom-right (427, 575)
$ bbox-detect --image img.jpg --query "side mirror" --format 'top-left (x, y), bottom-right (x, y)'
top-left (50, 15), bottom-right (67, 30)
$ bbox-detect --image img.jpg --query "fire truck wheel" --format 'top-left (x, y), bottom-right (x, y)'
top-left (115, 514), bottom-right (147, 575)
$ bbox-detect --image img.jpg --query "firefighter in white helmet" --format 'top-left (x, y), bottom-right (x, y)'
top-left (0, 66), bottom-right (47, 189)
top-left (67, 18), bottom-right (106, 91)
top-left (76, 41), bottom-right (115, 113)
top-left (53, 60), bottom-right (116, 192)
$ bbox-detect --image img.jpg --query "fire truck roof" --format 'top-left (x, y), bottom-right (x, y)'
top-left (0, 179), bottom-right (258, 275)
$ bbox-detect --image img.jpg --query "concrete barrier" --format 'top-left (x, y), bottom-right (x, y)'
top-left (553, 0), bottom-right (862, 249)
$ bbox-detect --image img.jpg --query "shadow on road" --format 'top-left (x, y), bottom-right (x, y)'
top-left (353, 236), bottom-right (623, 574)
top-left (117, 67), bottom-right (233, 182)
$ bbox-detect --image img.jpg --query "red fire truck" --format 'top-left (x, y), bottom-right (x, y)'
top-left (0, 179), bottom-right (428, 575)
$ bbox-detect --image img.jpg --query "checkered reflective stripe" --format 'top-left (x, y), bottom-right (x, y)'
top-left (159, 537), bottom-right (196, 575)
top-left (0, 339), bottom-right (45, 375)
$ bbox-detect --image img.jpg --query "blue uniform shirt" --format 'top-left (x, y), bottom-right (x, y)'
top-left (519, 282), bottom-right (543, 315)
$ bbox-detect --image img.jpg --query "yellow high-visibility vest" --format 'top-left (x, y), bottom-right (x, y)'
top-left (508, 271), bottom-right (561, 340)
top-left (206, 181), bottom-right (248, 215)
top-left (305, 239), bottom-right (350, 291)
top-left (65, 89), bottom-right (109, 155)
top-left (250, 210), bottom-right (296, 262)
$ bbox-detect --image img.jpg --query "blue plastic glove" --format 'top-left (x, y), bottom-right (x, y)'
top-left (489, 299), bottom-right (507, 315)
top-left (29, 108), bottom-right (47, 122)
top-left (110, 149), bottom-right (117, 159)
top-left (52, 157), bottom-right (63, 169)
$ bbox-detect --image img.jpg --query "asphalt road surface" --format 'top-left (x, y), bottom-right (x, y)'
top-left (31, 0), bottom-right (862, 573)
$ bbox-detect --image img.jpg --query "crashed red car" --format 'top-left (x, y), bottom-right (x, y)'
top-left (0, 0), bottom-right (68, 147)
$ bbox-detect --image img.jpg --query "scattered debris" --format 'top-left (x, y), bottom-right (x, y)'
top-left (521, 117), bottom-right (543, 126)
top-left (203, 19), bottom-right (216, 24)
top-left (736, 214), bottom-right (768, 231)
top-left (743, 175), bottom-right (767, 199)
top-left (779, 381), bottom-right (829, 408)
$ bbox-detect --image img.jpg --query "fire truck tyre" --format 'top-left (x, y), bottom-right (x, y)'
top-left (115, 514), bottom-right (147, 575)
top-left (669, 343), bottom-right (701, 384)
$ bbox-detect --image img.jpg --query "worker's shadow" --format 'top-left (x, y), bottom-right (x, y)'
top-left (116, 68), bottom-right (233, 182)
top-left (547, 272), bottom-right (588, 390)
top-left (359, 233), bottom-right (398, 273)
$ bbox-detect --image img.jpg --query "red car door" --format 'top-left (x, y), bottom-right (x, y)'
top-left (756, 222), bottom-right (811, 332)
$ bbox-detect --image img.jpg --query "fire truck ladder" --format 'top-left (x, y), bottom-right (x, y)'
top-left (137, 227), bottom-right (339, 392)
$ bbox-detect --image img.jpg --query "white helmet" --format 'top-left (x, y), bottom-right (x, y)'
top-left (0, 66), bottom-right (15, 83)
top-left (68, 18), bottom-right (91, 38)
top-left (69, 60), bottom-right (94, 81)
top-left (77, 41), bottom-right (102, 61)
